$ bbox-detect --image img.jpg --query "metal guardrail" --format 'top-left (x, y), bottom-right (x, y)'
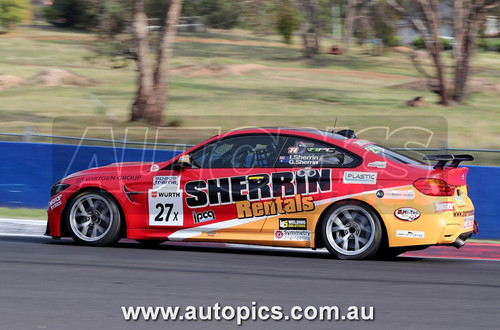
top-left (0, 132), bottom-right (195, 148)
top-left (392, 147), bottom-right (500, 153)
top-left (1, 132), bottom-right (499, 154)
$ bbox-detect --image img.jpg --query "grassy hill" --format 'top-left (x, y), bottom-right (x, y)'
top-left (0, 25), bottom-right (499, 164)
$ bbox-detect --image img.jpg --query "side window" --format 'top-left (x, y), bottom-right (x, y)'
top-left (276, 137), bottom-right (359, 168)
top-left (190, 135), bottom-right (287, 168)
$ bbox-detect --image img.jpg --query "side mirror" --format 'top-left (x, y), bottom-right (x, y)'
top-left (173, 155), bottom-right (192, 171)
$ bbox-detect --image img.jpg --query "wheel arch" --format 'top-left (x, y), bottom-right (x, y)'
top-left (313, 198), bottom-right (388, 249)
top-left (60, 187), bottom-right (127, 239)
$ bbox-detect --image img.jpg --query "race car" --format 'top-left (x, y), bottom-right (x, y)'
top-left (46, 127), bottom-right (476, 259)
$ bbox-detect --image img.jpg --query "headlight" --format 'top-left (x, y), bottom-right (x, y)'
top-left (51, 183), bottom-right (70, 197)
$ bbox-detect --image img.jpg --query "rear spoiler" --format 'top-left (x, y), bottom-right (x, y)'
top-left (423, 154), bottom-right (474, 170)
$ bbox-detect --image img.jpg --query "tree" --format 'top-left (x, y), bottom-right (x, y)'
top-left (276, 0), bottom-right (301, 44)
top-left (240, 0), bottom-right (277, 37)
top-left (296, 0), bottom-right (322, 58)
top-left (43, 0), bottom-right (87, 27)
top-left (130, 0), bottom-right (183, 126)
top-left (387, 0), bottom-right (499, 105)
top-left (0, 0), bottom-right (29, 30)
top-left (343, 0), bottom-right (401, 54)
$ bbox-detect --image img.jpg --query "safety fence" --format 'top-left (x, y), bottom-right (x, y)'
top-left (0, 141), bottom-right (498, 239)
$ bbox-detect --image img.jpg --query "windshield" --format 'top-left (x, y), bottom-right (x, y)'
top-left (364, 144), bottom-right (424, 165)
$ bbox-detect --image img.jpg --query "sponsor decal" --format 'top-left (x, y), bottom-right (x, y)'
top-left (296, 169), bottom-right (317, 177)
top-left (364, 145), bottom-right (384, 154)
top-left (279, 218), bottom-right (307, 230)
top-left (343, 171), bottom-right (377, 185)
top-left (353, 139), bottom-right (371, 146)
top-left (153, 176), bottom-right (180, 189)
top-left (148, 187), bottom-right (183, 226)
top-left (151, 191), bottom-right (181, 198)
top-left (463, 216), bottom-right (474, 229)
top-left (185, 169), bottom-right (331, 210)
top-left (376, 190), bottom-right (384, 198)
top-left (150, 164), bottom-right (160, 172)
top-left (236, 194), bottom-right (315, 219)
top-left (49, 194), bottom-right (63, 210)
top-left (306, 147), bottom-right (336, 153)
top-left (453, 210), bottom-right (474, 218)
top-left (274, 230), bottom-right (311, 241)
top-left (367, 161), bottom-right (387, 169)
top-left (193, 210), bottom-right (216, 224)
top-left (288, 147), bottom-right (299, 154)
top-left (383, 190), bottom-right (415, 200)
top-left (434, 201), bottom-right (455, 212)
top-left (79, 175), bottom-right (142, 182)
top-left (394, 207), bottom-right (420, 221)
top-left (396, 230), bottom-right (425, 239)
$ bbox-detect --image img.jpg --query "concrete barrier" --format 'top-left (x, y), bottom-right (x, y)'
top-left (0, 142), bottom-right (498, 239)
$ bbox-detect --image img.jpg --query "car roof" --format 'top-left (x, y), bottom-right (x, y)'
top-left (226, 127), bottom-right (350, 140)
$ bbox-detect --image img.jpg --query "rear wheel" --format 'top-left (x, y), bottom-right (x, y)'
top-left (321, 202), bottom-right (382, 260)
top-left (66, 191), bottom-right (122, 246)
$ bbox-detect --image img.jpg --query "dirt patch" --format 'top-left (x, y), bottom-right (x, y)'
top-left (0, 75), bottom-right (26, 90)
top-left (29, 69), bottom-right (95, 87)
top-left (171, 63), bottom-right (268, 77)
top-left (0, 69), bottom-right (95, 90)
top-left (171, 62), bottom-right (411, 80)
top-left (175, 37), bottom-right (300, 49)
top-left (394, 79), bottom-right (500, 94)
top-left (390, 46), bottom-right (414, 54)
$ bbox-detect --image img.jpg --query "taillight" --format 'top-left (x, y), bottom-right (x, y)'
top-left (413, 178), bottom-right (455, 196)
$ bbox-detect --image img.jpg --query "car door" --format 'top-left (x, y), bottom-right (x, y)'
top-left (169, 133), bottom-right (288, 241)
top-left (261, 136), bottom-right (362, 240)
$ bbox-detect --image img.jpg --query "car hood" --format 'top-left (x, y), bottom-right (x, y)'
top-left (62, 162), bottom-right (155, 181)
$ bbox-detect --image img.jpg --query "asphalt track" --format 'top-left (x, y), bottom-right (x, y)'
top-left (1, 222), bottom-right (500, 330)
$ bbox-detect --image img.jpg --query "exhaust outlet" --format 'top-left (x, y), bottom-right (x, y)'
top-left (451, 238), bottom-right (466, 249)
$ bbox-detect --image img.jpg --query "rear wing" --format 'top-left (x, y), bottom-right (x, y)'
top-left (423, 154), bottom-right (474, 170)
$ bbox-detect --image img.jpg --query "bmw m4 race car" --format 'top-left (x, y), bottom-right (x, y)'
top-left (46, 128), bottom-right (476, 259)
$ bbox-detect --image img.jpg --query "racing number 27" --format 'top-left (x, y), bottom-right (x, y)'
top-left (154, 203), bottom-right (179, 222)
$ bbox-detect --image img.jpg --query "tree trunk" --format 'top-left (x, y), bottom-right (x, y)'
top-left (130, 0), bottom-right (154, 122)
top-left (419, 0), bottom-right (449, 105)
top-left (388, 0), bottom-right (498, 106)
top-left (343, 0), bottom-right (358, 54)
top-left (298, 0), bottom-right (321, 58)
top-left (452, 2), bottom-right (491, 103)
top-left (144, 0), bottom-right (183, 126)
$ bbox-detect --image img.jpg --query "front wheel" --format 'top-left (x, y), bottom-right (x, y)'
top-left (65, 191), bottom-right (122, 246)
top-left (321, 202), bottom-right (382, 260)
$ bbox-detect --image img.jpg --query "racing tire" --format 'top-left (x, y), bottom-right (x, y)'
top-left (321, 201), bottom-right (382, 260)
top-left (65, 190), bottom-right (122, 246)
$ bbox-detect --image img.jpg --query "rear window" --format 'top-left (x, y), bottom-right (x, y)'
top-left (364, 144), bottom-right (424, 165)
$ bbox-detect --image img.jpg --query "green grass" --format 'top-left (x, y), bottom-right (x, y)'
top-left (1, 25), bottom-right (499, 164)
top-left (0, 207), bottom-right (46, 220)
